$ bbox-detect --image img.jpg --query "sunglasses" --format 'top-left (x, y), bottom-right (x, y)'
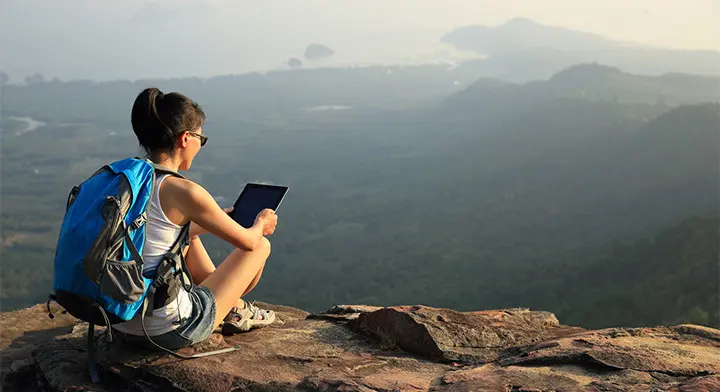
top-left (187, 131), bottom-right (208, 147)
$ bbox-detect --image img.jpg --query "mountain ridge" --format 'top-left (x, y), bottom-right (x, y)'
top-left (442, 18), bottom-right (618, 53)
top-left (442, 19), bottom-right (720, 81)
top-left (444, 63), bottom-right (720, 113)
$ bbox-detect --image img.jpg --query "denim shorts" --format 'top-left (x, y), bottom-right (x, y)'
top-left (113, 286), bottom-right (217, 351)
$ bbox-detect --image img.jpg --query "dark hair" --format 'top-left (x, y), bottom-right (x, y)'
top-left (131, 87), bottom-right (205, 154)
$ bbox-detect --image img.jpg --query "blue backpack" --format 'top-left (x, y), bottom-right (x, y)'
top-left (49, 157), bottom-right (237, 382)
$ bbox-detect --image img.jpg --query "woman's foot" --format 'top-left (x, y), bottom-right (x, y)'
top-left (221, 300), bottom-right (276, 335)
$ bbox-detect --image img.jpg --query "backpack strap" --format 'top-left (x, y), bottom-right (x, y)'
top-left (143, 222), bottom-right (192, 312)
top-left (130, 159), bottom-right (192, 313)
top-left (123, 221), bottom-right (145, 267)
top-left (86, 304), bottom-right (113, 384)
top-left (87, 322), bottom-right (99, 383)
top-left (143, 158), bottom-right (187, 180)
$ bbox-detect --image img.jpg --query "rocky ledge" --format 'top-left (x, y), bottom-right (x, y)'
top-left (1, 303), bottom-right (719, 391)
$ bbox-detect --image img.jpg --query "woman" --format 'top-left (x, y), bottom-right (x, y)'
top-left (111, 87), bottom-right (277, 350)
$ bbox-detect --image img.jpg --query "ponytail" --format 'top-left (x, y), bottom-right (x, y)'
top-left (131, 87), bottom-right (205, 155)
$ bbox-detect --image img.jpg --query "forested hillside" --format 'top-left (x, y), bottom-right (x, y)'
top-left (1, 64), bottom-right (717, 329)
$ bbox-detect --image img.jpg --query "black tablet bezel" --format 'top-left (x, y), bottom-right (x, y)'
top-left (230, 183), bottom-right (288, 227)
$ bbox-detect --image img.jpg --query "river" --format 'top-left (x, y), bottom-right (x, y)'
top-left (8, 116), bottom-right (46, 135)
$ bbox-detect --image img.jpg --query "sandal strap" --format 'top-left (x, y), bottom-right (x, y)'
top-left (254, 309), bottom-right (272, 321)
top-left (223, 302), bottom-right (273, 323)
top-left (223, 306), bottom-right (243, 322)
top-left (246, 302), bottom-right (272, 320)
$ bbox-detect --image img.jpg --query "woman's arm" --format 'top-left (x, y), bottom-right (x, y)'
top-left (189, 207), bottom-right (233, 238)
top-left (169, 179), bottom-right (276, 251)
top-left (189, 221), bottom-right (207, 238)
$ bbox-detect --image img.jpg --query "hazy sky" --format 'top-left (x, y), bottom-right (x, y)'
top-left (1, 0), bottom-right (718, 81)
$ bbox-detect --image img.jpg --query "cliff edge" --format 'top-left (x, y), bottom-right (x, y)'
top-left (1, 302), bottom-right (719, 391)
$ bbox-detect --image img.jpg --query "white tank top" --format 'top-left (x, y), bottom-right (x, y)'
top-left (113, 174), bottom-right (193, 336)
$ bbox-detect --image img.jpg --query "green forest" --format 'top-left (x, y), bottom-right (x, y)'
top-left (1, 63), bottom-right (718, 329)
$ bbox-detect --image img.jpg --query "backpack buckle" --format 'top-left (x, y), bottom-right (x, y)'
top-left (130, 213), bottom-right (147, 231)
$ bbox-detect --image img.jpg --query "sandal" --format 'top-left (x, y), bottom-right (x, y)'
top-left (221, 301), bottom-right (276, 335)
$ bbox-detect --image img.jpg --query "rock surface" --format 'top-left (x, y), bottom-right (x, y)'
top-left (354, 306), bottom-right (585, 364)
top-left (0, 303), bottom-right (77, 387)
top-left (437, 324), bottom-right (720, 392)
top-left (1, 302), bottom-right (719, 392)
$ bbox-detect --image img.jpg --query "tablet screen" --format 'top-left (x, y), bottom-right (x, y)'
top-left (230, 184), bottom-right (288, 228)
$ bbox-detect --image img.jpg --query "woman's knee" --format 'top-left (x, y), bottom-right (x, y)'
top-left (258, 237), bottom-right (271, 256)
top-left (239, 237), bottom-right (270, 258)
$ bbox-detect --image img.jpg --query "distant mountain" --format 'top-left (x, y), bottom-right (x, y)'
top-left (444, 63), bottom-right (720, 114)
top-left (442, 19), bottom-right (720, 81)
top-left (1, 65), bottom-right (473, 124)
top-left (304, 44), bottom-right (335, 60)
top-left (443, 18), bottom-right (618, 54)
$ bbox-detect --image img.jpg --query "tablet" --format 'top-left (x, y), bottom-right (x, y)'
top-left (230, 183), bottom-right (288, 228)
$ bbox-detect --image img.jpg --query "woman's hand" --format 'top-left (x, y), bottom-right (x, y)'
top-left (254, 209), bottom-right (278, 236)
top-left (190, 207), bottom-right (234, 238)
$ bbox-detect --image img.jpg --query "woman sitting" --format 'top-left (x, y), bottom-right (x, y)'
top-left (112, 87), bottom-right (277, 349)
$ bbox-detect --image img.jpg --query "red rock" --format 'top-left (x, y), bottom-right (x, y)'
top-left (355, 306), bottom-right (585, 363)
top-left (498, 325), bottom-right (720, 376)
top-left (2, 303), bottom-right (718, 392)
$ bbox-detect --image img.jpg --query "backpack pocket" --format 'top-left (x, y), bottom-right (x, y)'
top-left (100, 260), bottom-right (145, 303)
top-left (83, 196), bottom-right (124, 283)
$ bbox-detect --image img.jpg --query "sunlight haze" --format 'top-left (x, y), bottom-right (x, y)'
top-left (1, 0), bottom-right (718, 81)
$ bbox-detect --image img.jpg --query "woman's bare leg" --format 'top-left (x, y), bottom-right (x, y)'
top-left (242, 265), bottom-right (265, 297)
top-left (199, 237), bottom-right (271, 328)
top-left (185, 237), bottom-right (216, 285)
top-left (185, 236), bottom-right (266, 300)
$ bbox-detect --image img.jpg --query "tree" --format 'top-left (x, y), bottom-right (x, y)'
top-left (24, 73), bottom-right (45, 85)
top-left (684, 307), bottom-right (710, 327)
